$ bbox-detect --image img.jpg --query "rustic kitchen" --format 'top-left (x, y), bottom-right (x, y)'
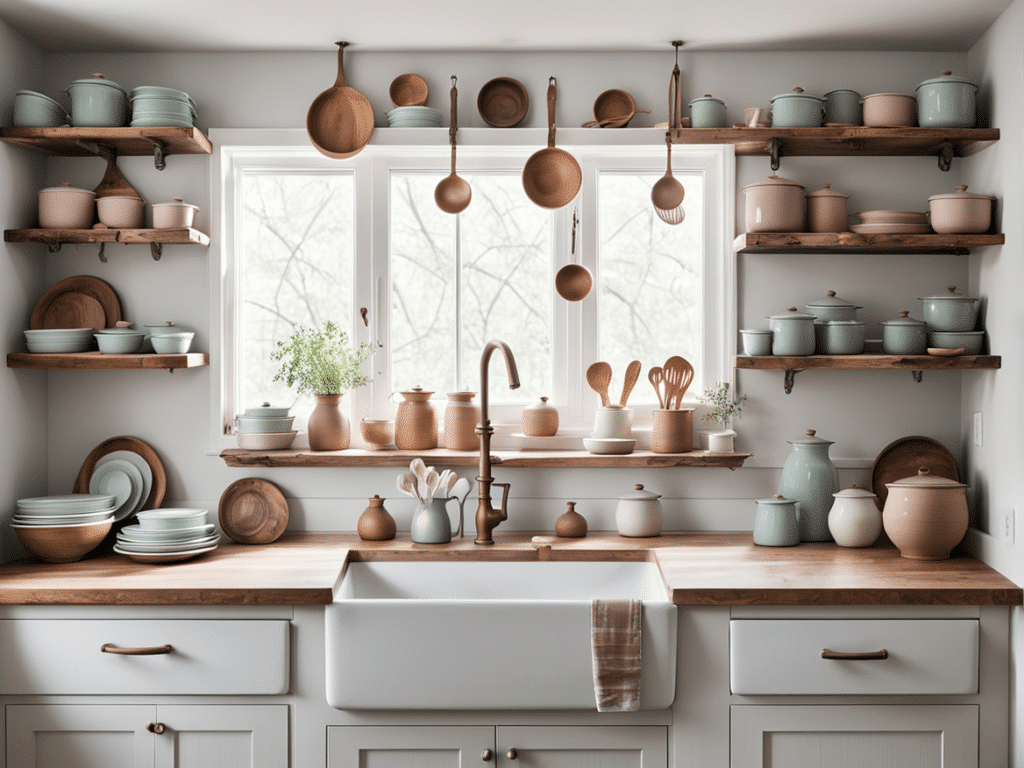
top-left (0, 1), bottom-right (1022, 766)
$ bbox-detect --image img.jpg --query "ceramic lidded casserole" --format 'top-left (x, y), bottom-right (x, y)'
top-left (688, 94), bottom-right (727, 128)
top-left (38, 182), bottom-right (95, 229)
top-left (916, 70), bottom-right (977, 128)
top-left (767, 307), bottom-right (816, 356)
top-left (882, 467), bottom-right (968, 560)
top-left (615, 483), bottom-right (663, 538)
top-left (235, 402), bottom-right (295, 434)
top-left (770, 87), bottom-right (824, 127)
top-left (805, 290), bottom-right (862, 322)
top-left (927, 185), bottom-right (994, 234)
top-left (742, 174), bottom-right (806, 232)
top-left (880, 310), bottom-right (928, 354)
top-left (917, 285), bottom-right (979, 332)
top-left (66, 73), bottom-right (129, 127)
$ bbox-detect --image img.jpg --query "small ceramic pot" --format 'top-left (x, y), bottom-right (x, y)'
top-left (823, 89), bottom-right (862, 125)
top-left (689, 94), bottom-right (727, 128)
top-left (615, 484), bottom-right (663, 538)
top-left (805, 184), bottom-right (849, 233)
top-left (768, 307), bottom-right (816, 356)
top-left (555, 501), bottom-right (588, 538)
top-left (94, 331), bottom-right (144, 354)
top-left (770, 87), bottom-right (824, 127)
top-left (395, 387), bottom-right (438, 450)
top-left (805, 290), bottom-right (861, 323)
top-left (860, 93), bottom-right (917, 127)
top-left (880, 311), bottom-right (928, 354)
top-left (883, 467), bottom-right (968, 560)
top-left (707, 430), bottom-right (735, 453)
top-left (150, 332), bottom-right (194, 355)
top-left (38, 183), bottom-right (95, 229)
top-left (443, 392), bottom-right (479, 451)
top-left (142, 321), bottom-right (179, 352)
top-left (651, 408), bottom-right (693, 453)
top-left (927, 185), bottom-right (994, 234)
top-left (593, 407), bottom-right (632, 440)
top-left (817, 320), bottom-right (865, 355)
top-left (918, 286), bottom-right (979, 332)
top-left (13, 90), bottom-right (70, 127)
top-left (96, 195), bottom-right (145, 229)
top-left (357, 495), bottom-right (397, 541)
top-left (916, 71), bottom-right (977, 128)
top-left (742, 175), bottom-right (806, 233)
top-left (828, 485), bottom-right (882, 547)
top-left (152, 198), bottom-right (199, 229)
top-left (927, 330), bottom-right (985, 355)
top-left (66, 74), bottom-right (129, 127)
top-left (360, 418), bottom-right (394, 449)
top-left (522, 397), bottom-right (559, 436)
top-left (740, 329), bottom-right (773, 356)
top-left (753, 494), bottom-right (800, 547)
top-left (235, 405), bottom-right (295, 434)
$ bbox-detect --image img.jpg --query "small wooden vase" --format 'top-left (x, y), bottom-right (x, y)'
top-left (555, 501), bottom-right (588, 538)
top-left (307, 393), bottom-right (350, 451)
top-left (357, 495), bottom-right (396, 541)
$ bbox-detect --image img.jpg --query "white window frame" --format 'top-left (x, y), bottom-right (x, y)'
top-left (209, 128), bottom-right (734, 452)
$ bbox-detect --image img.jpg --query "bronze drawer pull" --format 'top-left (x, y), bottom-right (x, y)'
top-left (146, 722), bottom-right (166, 734)
top-left (101, 643), bottom-right (173, 656)
top-left (481, 748), bottom-right (493, 762)
top-left (821, 648), bottom-right (889, 661)
top-left (506, 748), bottom-right (519, 760)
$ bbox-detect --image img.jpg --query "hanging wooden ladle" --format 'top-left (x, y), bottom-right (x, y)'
top-left (555, 207), bottom-right (592, 301)
top-left (435, 75), bottom-right (472, 214)
top-left (522, 77), bottom-right (582, 209)
top-left (652, 44), bottom-right (686, 225)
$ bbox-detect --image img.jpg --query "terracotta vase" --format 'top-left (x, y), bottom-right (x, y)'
top-left (357, 495), bottom-right (396, 541)
top-left (307, 393), bottom-right (350, 451)
top-left (395, 387), bottom-right (438, 450)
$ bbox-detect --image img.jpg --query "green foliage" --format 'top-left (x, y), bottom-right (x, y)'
top-left (270, 321), bottom-right (374, 396)
top-left (698, 382), bottom-right (746, 428)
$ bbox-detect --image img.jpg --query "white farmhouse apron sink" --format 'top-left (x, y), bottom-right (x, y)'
top-left (325, 560), bottom-right (678, 710)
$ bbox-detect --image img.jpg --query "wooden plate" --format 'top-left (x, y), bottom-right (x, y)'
top-left (74, 436), bottom-right (166, 512)
top-left (40, 292), bottom-right (106, 330)
top-left (218, 478), bottom-right (289, 544)
top-left (870, 436), bottom-right (960, 505)
top-left (31, 276), bottom-right (121, 330)
top-left (928, 347), bottom-right (965, 356)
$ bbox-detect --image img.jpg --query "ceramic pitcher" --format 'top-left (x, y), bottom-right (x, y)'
top-left (778, 429), bottom-right (839, 542)
top-left (410, 497), bottom-right (457, 544)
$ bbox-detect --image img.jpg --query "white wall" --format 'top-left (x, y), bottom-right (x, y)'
top-left (2, 45), bottom-right (978, 535)
top-left (0, 20), bottom-right (49, 561)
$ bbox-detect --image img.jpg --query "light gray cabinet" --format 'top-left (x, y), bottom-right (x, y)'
top-left (327, 725), bottom-right (667, 768)
top-left (6, 704), bottom-right (288, 768)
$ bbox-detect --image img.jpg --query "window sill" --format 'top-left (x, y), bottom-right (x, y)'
top-left (219, 447), bottom-right (751, 469)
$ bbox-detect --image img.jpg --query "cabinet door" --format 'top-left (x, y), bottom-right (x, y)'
top-left (496, 726), bottom-right (667, 768)
top-left (327, 725), bottom-right (495, 768)
top-left (731, 705), bottom-right (978, 768)
top-left (7, 704), bottom-right (155, 768)
top-left (153, 705), bottom-right (288, 768)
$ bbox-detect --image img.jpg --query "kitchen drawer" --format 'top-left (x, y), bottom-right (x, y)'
top-left (730, 619), bottom-right (978, 695)
top-left (0, 619), bottom-right (290, 695)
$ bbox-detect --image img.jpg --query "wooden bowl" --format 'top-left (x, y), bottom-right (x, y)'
top-left (477, 77), bottom-right (528, 127)
top-left (593, 89), bottom-right (635, 128)
top-left (389, 74), bottom-right (428, 107)
top-left (12, 518), bottom-right (112, 563)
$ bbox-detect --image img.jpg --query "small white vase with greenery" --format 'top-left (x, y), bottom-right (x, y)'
top-left (698, 382), bottom-right (746, 452)
top-left (271, 321), bottom-right (374, 451)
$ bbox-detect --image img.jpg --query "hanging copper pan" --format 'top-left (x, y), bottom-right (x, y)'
top-left (306, 41), bottom-right (375, 159)
top-left (522, 77), bottom-right (581, 209)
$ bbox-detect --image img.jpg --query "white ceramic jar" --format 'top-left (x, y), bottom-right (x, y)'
top-left (742, 174), bottom-right (806, 233)
top-left (593, 407), bottom-right (632, 439)
top-left (828, 484), bottom-right (882, 547)
top-left (615, 484), bottom-right (663, 538)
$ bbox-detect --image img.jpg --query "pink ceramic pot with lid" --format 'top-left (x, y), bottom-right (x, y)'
top-left (805, 183), bottom-right (849, 233)
top-left (927, 185), bottom-right (994, 234)
top-left (882, 467), bottom-right (968, 560)
top-left (742, 174), bottom-right (806, 233)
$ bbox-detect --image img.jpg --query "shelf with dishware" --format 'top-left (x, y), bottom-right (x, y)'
top-left (219, 447), bottom-right (751, 469)
top-left (0, 126), bottom-right (212, 168)
top-left (733, 232), bottom-right (1005, 255)
top-left (7, 351), bottom-right (209, 371)
top-left (4, 227), bottom-right (209, 260)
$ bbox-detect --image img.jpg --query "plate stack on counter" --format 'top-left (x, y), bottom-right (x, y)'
top-left (114, 509), bottom-right (219, 564)
top-left (10, 494), bottom-right (116, 563)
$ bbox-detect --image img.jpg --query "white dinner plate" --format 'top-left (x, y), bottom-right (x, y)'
top-left (114, 535), bottom-right (219, 553)
top-left (13, 510), bottom-right (114, 525)
top-left (113, 543), bottom-right (218, 564)
top-left (89, 459), bottom-right (144, 521)
top-left (95, 450), bottom-right (153, 515)
top-left (117, 523), bottom-right (216, 542)
top-left (16, 494), bottom-right (115, 513)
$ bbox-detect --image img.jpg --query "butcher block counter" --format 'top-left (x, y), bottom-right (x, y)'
top-left (0, 532), bottom-right (1019, 606)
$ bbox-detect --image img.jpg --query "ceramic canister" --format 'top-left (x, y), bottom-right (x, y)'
top-left (615, 484), bottom-right (663, 538)
top-left (689, 94), bottom-right (727, 128)
top-left (917, 286), bottom-right (979, 332)
top-left (395, 387), bottom-right (438, 450)
top-left (882, 468), bottom-right (968, 560)
top-left (443, 392), bottom-right (479, 451)
top-left (828, 485), bottom-right (882, 547)
top-left (823, 89), bottom-right (862, 125)
top-left (805, 184), bottom-right (849, 233)
top-left (880, 310), bottom-right (928, 354)
top-left (651, 408), bottom-right (694, 453)
top-left (522, 397), bottom-right (559, 437)
top-left (778, 429), bottom-right (840, 542)
top-left (916, 70), bottom-right (977, 128)
top-left (768, 307), bottom-right (816, 356)
top-left (753, 494), bottom-right (800, 547)
top-left (742, 175), bottom-right (806, 233)
top-left (593, 407), bottom-right (632, 440)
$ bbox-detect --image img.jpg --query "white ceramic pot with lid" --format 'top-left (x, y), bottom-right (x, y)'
top-left (882, 467), bottom-right (968, 560)
top-left (615, 484), bottom-right (663, 538)
top-left (742, 175), bottom-right (806, 233)
top-left (828, 484), bottom-right (882, 547)
top-left (927, 185), bottom-right (994, 234)
top-left (152, 198), bottom-right (200, 229)
top-left (767, 307), bottom-right (816, 356)
top-left (805, 183), bottom-right (850, 232)
top-left (917, 286), bottom-right (979, 332)
top-left (234, 402), bottom-right (296, 434)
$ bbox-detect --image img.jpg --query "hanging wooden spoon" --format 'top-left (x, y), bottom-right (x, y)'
top-left (619, 360), bottom-right (642, 407)
top-left (435, 75), bottom-right (472, 214)
top-left (586, 361), bottom-right (613, 407)
top-left (648, 366), bottom-right (665, 409)
top-left (651, 63), bottom-right (685, 214)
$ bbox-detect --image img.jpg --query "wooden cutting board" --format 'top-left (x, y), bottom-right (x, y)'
top-left (219, 478), bottom-right (289, 544)
top-left (41, 292), bottom-right (106, 330)
top-left (31, 275), bottom-right (122, 330)
top-left (870, 436), bottom-right (961, 505)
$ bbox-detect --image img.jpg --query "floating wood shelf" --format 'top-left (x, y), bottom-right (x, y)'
top-left (736, 354), bottom-right (1001, 393)
top-left (5, 227), bottom-right (209, 261)
top-left (734, 232), bottom-right (1004, 255)
top-left (7, 352), bottom-right (209, 371)
top-left (220, 447), bottom-right (752, 469)
top-left (0, 126), bottom-right (212, 165)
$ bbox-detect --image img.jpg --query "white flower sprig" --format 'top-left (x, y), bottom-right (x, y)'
top-left (397, 458), bottom-right (456, 504)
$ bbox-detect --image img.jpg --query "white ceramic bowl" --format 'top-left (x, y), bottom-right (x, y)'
top-left (582, 437), bottom-right (636, 455)
top-left (150, 332), bottom-right (194, 354)
top-left (24, 328), bottom-right (95, 353)
top-left (135, 508), bottom-right (208, 530)
top-left (95, 331), bottom-right (144, 354)
top-left (96, 195), bottom-right (144, 228)
top-left (236, 430), bottom-right (299, 450)
top-left (38, 183), bottom-right (95, 229)
top-left (152, 198), bottom-right (199, 229)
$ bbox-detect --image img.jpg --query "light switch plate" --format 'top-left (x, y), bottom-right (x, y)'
top-left (1000, 507), bottom-right (1015, 544)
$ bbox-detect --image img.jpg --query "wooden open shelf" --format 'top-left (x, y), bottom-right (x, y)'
top-left (5, 227), bottom-right (209, 247)
top-left (734, 232), bottom-right (1005, 255)
top-left (0, 126), bottom-right (212, 157)
top-left (220, 447), bottom-right (752, 469)
top-left (7, 352), bottom-right (209, 370)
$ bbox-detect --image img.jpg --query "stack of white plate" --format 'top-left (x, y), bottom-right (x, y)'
top-left (114, 508), bottom-right (219, 563)
top-left (24, 328), bottom-right (96, 353)
top-left (386, 106), bottom-right (442, 127)
top-left (88, 450), bottom-right (154, 521)
top-left (130, 86), bottom-right (198, 128)
top-left (13, 494), bottom-right (116, 526)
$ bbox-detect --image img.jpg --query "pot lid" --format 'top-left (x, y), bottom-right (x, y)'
top-left (240, 401), bottom-right (290, 418)
top-left (786, 428), bottom-right (834, 446)
top-left (886, 466), bottom-right (967, 489)
top-left (689, 93), bottom-right (724, 106)
top-left (771, 86), bottom-right (824, 103)
top-left (823, 89), bottom-right (861, 97)
top-left (833, 483), bottom-right (878, 499)
top-left (740, 329), bottom-right (773, 335)
top-left (768, 306), bottom-right (816, 321)
top-left (400, 386), bottom-right (434, 401)
top-left (806, 289), bottom-right (861, 309)
top-left (524, 396), bottom-right (557, 411)
top-left (821, 319), bottom-right (864, 327)
top-left (806, 183), bottom-right (849, 199)
top-left (153, 198), bottom-right (199, 210)
top-left (756, 493), bottom-right (797, 506)
top-left (446, 391), bottom-right (477, 401)
top-left (880, 310), bottom-right (926, 326)
top-left (917, 285), bottom-right (977, 302)
top-left (618, 483), bottom-right (662, 501)
top-left (916, 70), bottom-right (978, 90)
top-left (70, 73), bottom-right (127, 95)
top-left (927, 184), bottom-right (994, 202)
top-left (742, 174), bottom-right (805, 192)
top-left (40, 182), bottom-right (94, 195)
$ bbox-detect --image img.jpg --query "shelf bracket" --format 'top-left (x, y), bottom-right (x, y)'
top-left (97, 242), bottom-right (107, 263)
top-left (150, 242), bottom-right (163, 261)
top-left (912, 369), bottom-right (923, 383)
top-left (46, 242), bottom-right (62, 254)
top-left (149, 139), bottom-right (168, 171)
top-left (784, 369), bottom-right (799, 394)
top-left (938, 142), bottom-right (954, 172)
top-left (769, 137), bottom-right (782, 171)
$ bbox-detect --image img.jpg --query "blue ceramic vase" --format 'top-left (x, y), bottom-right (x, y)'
top-left (778, 429), bottom-right (840, 542)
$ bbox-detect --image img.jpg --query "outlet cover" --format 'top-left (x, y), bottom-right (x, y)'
top-left (1001, 507), bottom-right (1015, 544)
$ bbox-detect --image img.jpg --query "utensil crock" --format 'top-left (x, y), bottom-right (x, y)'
top-left (651, 408), bottom-right (693, 453)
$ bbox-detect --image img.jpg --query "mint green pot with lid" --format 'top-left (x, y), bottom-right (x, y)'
top-left (66, 73), bottom-right (129, 127)
top-left (880, 310), bottom-right (927, 354)
top-left (770, 87), bottom-right (824, 127)
top-left (689, 94), bottom-right (727, 128)
top-left (767, 307), bottom-right (816, 356)
top-left (916, 70), bottom-right (977, 128)
top-left (918, 285), bottom-right (979, 332)
top-left (778, 429), bottom-right (840, 542)
top-left (753, 494), bottom-right (800, 547)
top-left (805, 290), bottom-right (861, 322)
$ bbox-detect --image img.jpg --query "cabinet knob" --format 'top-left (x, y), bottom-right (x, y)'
top-left (481, 748), bottom-right (493, 762)
top-left (506, 748), bottom-right (519, 760)
top-left (146, 722), bottom-right (166, 734)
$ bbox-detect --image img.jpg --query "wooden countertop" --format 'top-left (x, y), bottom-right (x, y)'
top-left (0, 532), bottom-right (1019, 607)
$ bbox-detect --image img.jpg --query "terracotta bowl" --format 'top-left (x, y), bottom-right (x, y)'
top-left (12, 518), bottom-right (112, 563)
top-left (477, 77), bottom-right (528, 128)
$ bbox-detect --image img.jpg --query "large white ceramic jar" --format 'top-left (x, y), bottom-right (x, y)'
top-left (828, 484), bottom-right (882, 547)
top-left (615, 484), bottom-right (663, 538)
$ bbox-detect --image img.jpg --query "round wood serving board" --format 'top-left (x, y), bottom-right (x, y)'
top-left (31, 276), bottom-right (122, 330)
top-left (73, 435), bottom-right (166, 512)
top-left (870, 436), bottom-right (961, 505)
top-left (218, 478), bottom-right (289, 544)
top-left (41, 292), bottom-right (106, 330)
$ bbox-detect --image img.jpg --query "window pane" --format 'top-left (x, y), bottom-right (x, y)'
top-left (598, 171), bottom-right (704, 403)
top-left (390, 172), bottom-right (552, 402)
top-left (238, 172), bottom-right (355, 425)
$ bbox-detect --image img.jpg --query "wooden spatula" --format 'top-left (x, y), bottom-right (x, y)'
top-left (619, 360), bottom-right (642, 407)
top-left (648, 366), bottom-right (665, 409)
